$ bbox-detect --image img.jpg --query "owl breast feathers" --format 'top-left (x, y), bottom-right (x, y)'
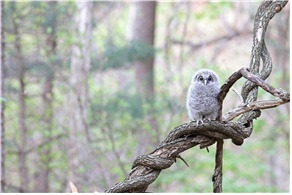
top-left (186, 69), bottom-right (220, 122)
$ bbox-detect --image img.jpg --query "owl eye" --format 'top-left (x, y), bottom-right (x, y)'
top-left (198, 76), bottom-right (203, 81)
top-left (208, 76), bottom-right (213, 82)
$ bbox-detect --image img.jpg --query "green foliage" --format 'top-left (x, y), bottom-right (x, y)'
top-left (253, 118), bottom-right (266, 133)
top-left (92, 40), bottom-right (156, 70)
top-left (194, 2), bottom-right (233, 20)
top-left (219, 146), bottom-right (271, 192)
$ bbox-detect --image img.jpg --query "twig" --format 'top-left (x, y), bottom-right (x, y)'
top-left (232, 87), bottom-right (244, 103)
top-left (69, 181), bottom-right (78, 193)
top-left (177, 155), bottom-right (189, 168)
top-left (171, 31), bottom-right (241, 51)
top-left (25, 133), bottom-right (66, 154)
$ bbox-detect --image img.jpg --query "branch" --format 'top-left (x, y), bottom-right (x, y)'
top-left (171, 31), bottom-right (249, 51)
top-left (106, 120), bottom-right (245, 193)
top-left (238, 0), bottom-right (288, 137)
top-left (212, 140), bottom-right (223, 193)
top-left (218, 67), bottom-right (289, 122)
top-left (25, 133), bottom-right (66, 154)
top-left (223, 99), bottom-right (288, 122)
top-left (217, 68), bottom-right (246, 119)
top-left (69, 181), bottom-right (79, 193)
top-left (7, 133), bottom-right (66, 155)
top-left (218, 67), bottom-right (289, 118)
top-left (241, 68), bottom-right (290, 100)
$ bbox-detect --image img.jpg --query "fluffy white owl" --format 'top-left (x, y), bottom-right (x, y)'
top-left (186, 69), bottom-right (220, 124)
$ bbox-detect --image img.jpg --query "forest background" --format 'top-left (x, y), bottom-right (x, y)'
top-left (0, 1), bottom-right (290, 193)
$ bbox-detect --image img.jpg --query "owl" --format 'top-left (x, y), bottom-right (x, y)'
top-left (186, 69), bottom-right (220, 125)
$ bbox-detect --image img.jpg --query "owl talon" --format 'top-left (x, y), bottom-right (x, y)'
top-left (196, 120), bottom-right (204, 126)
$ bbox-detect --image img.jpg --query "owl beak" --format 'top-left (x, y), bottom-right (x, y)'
top-left (204, 80), bottom-right (207, 85)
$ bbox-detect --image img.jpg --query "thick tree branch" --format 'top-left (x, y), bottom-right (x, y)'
top-left (106, 120), bottom-right (245, 193)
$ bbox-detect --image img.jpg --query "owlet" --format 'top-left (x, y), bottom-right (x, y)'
top-left (186, 69), bottom-right (220, 124)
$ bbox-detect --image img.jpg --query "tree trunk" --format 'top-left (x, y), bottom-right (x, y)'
top-left (130, 1), bottom-right (156, 101)
top-left (36, 78), bottom-right (53, 192)
top-left (35, 2), bottom-right (57, 192)
top-left (12, 2), bottom-right (28, 192)
top-left (0, 1), bottom-right (5, 192)
top-left (129, 1), bottom-right (159, 154)
top-left (67, 1), bottom-right (93, 191)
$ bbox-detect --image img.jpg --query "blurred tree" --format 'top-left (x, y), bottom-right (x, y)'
top-left (128, 1), bottom-right (159, 153)
top-left (1, 0), bottom-right (5, 192)
top-left (34, 1), bottom-right (57, 192)
top-left (129, 1), bottom-right (156, 101)
top-left (11, 2), bottom-right (28, 192)
top-left (67, 1), bottom-right (93, 191)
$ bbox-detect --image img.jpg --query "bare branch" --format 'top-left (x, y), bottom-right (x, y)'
top-left (25, 133), bottom-right (66, 154)
top-left (212, 140), bottom-right (223, 193)
top-left (223, 99), bottom-right (288, 121)
top-left (217, 67), bottom-right (289, 121)
top-left (171, 31), bottom-right (250, 51)
top-left (240, 68), bottom-right (290, 100)
top-left (69, 182), bottom-right (78, 193)
top-left (232, 87), bottom-right (244, 103)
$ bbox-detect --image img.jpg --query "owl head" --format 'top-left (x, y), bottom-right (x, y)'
top-left (192, 69), bottom-right (219, 86)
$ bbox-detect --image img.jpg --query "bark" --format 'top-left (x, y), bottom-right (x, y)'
top-left (12, 2), bottom-right (28, 192)
top-left (67, 1), bottom-right (93, 191)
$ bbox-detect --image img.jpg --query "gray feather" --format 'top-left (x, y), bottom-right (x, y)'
top-left (186, 69), bottom-right (220, 121)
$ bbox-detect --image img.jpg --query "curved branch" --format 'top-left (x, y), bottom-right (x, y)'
top-left (106, 120), bottom-right (246, 193)
top-left (214, 1), bottom-right (288, 192)
top-left (239, 0), bottom-right (288, 136)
